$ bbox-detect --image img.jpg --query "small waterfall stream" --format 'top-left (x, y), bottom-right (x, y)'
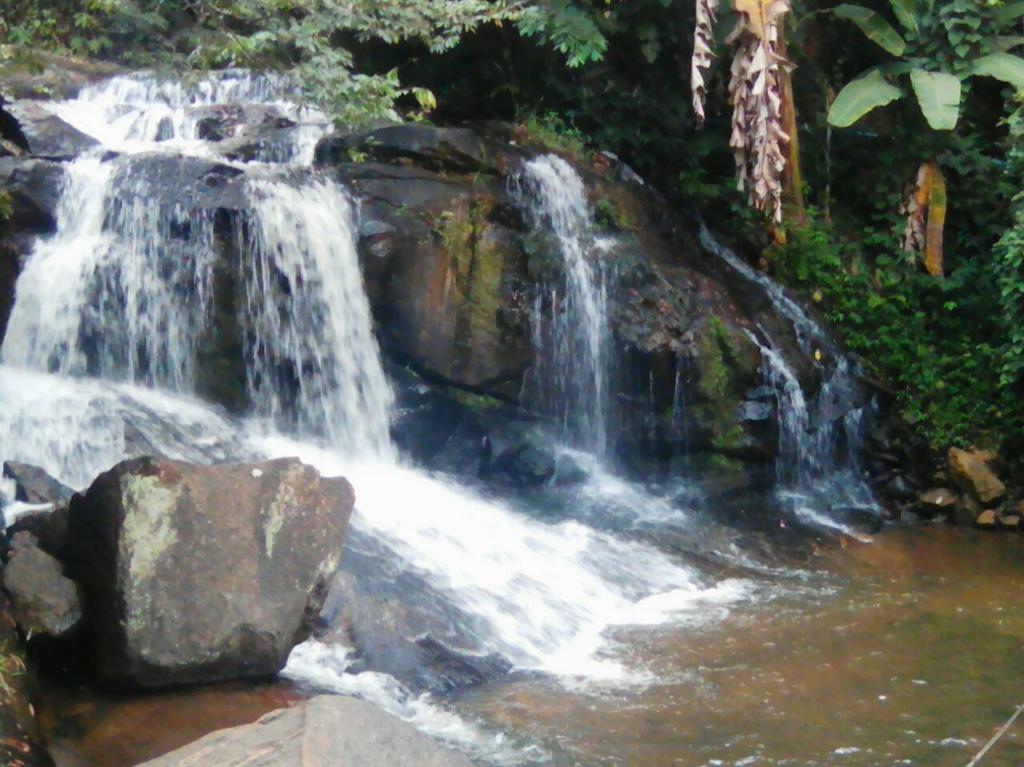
top-left (516, 155), bottom-right (611, 454)
top-left (701, 225), bottom-right (877, 526)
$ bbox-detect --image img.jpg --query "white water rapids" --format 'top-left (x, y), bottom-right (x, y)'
top-left (0, 72), bottom-right (762, 761)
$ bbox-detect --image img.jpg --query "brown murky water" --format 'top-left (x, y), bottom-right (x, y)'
top-left (458, 527), bottom-right (1024, 766)
top-left (44, 527), bottom-right (1024, 767)
top-left (42, 681), bottom-right (298, 766)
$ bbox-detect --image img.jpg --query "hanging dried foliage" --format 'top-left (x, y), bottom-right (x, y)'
top-left (902, 161), bottom-right (946, 277)
top-left (691, 0), bottom-right (721, 126)
top-left (691, 0), bottom-right (793, 223)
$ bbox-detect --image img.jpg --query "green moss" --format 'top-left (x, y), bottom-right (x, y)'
top-left (593, 195), bottom-right (637, 233)
top-left (433, 197), bottom-right (511, 377)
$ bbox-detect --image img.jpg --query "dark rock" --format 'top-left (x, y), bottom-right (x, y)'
top-left (842, 507), bottom-right (885, 536)
top-left (489, 444), bottom-right (556, 488)
top-left (745, 385), bottom-right (775, 400)
top-left (8, 506), bottom-right (70, 559)
top-left (137, 695), bottom-right (476, 767)
top-left (317, 124), bottom-right (492, 173)
top-left (0, 157), bottom-right (65, 236)
top-left (553, 453), bottom-right (589, 487)
top-left (413, 635), bottom-right (512, 691)
top-left (885, 474), bottom-right (917, 502)
top-left (898, 509), bottom-right (921, 525)
top-left (2, 532), bottom-right (82, 638)
top-left (3, 462), bottom-right (74, 506)
top-left (6, 101), bottom-right (99, 158)
top-left (737, 400), bottom-right (773, 422)
top-left (0, 96), bottom-right (30, 156)
top-left (319, 539), bottom-right (512, 695)
top-left (64, 456), bottom-right (354, 689)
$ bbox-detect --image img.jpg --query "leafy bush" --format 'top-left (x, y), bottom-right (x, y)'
top-left (771, 213), bottom-right (1022, 450)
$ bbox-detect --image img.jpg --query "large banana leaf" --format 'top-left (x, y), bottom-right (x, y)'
top-left (971, 53), bottom-right (1024, 89)
top-left (909, 69), bottom-right (961, 130)
top-left (828, 69), bottom-right (903, 127)
top-left (888, 0), bottom-right (918, 36)
top-left (996, 1), bottom-right (1024, 26)
top-left (833, 4), bottom-right (906, 56)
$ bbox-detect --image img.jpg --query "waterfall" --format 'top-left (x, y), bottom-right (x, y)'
top-left (516, 155), bottom-right (611, 454)
top-left (241, 177), bottom-right (395, 458)
top-left (0, 72), bottom-right (750, 731)
top-left (701, 223), bottom-right (877, 520)
top-left (50, 69), bottom-right (329, 163)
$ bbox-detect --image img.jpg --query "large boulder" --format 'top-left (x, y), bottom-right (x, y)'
top-left (2, 532), bottom-right (82, 639)
top-left (948, 447), bottom-right (1006, 504)
top-left (137, 695), bottom-right (475, 767)
top-left (64, 456), bottom-right (354, 688)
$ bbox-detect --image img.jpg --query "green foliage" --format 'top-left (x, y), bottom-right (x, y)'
top-left (993, 97), bottom-right (1024, 389)
top-left (519, 111), bottom-right (591, 160)
top-left (0, 191), bottom-right (12, 223)
top-left (827, 0), bottom-right (1024, 130)
top-left (771, 213), bottom-right (1023, 449)
top-left (1, 0), bottom-right (617, 126)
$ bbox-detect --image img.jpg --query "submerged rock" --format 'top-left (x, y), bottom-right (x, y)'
top-left (948, 447), bottom-right (1006, 505)
top-left (137, 695), bottom-right (475, 767)
top-left (64, 456), bottom-right (354, 688)
top-left (2, 532), bottom-right (82, 639)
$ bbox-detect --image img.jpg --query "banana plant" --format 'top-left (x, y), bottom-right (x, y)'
top-left (827, 0), bottom-right (1024, 130)
top-left (826, 0), bottom-right (1024, 276)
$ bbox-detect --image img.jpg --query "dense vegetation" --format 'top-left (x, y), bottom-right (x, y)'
top-left (3, 0), bottom-right (1023, 453)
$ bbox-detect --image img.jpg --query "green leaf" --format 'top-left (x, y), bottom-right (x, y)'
top-left (909, 69), bottom-right (961, 130)
top-left (970, 53), bottom-right (1024, 89)
top-left (996, 1), bottom-right (1024, 26)
top-left (993, 36), bottom-right (1024, 53)
top-left (828, 69), bottom-right (904, 127)
top-left (833, 4), bottom-right (907, 57)
top-left (888, 0), bottom-right (918, 35)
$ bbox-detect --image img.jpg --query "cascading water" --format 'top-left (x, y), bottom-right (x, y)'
top-left (701, 225), bottom-right (877, 525)
top-left (50, 69), bottom-right (330, 163)
top-left (240, 177), bottom-right (395, 458)
top-left (0, 71), bottom-right (757, 761)
top-left (516, 155), bottom-right (611, 454)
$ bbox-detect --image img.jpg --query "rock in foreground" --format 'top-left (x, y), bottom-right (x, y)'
top-left (65, 456), bottom-right (354, 688)
top-left (137, 695), bottom-right (475, 767)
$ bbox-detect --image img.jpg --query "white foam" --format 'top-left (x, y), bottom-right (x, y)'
top-left (284, 640), bottom-right (537, 765)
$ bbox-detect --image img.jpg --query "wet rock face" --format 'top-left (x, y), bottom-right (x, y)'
top-left (63, 456), bottom-right (354, 689)
top-left (137, 695), bottom-right (476, 767)
top-left (341, 160), bottom-right (533, 399)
